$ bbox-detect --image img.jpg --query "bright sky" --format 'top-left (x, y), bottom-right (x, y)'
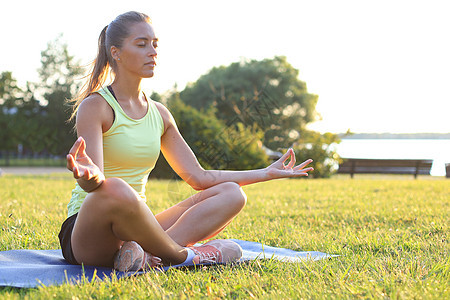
top-left (1, 0), bottom-right (449, 134)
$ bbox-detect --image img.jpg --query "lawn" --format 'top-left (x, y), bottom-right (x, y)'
top-left (0, 173), bottom-right (448, 299)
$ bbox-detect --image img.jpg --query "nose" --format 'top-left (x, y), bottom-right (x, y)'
top-left (148, 45), bottom-right (157, 58)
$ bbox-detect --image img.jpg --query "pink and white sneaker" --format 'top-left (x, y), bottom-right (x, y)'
top-left (113, 241), bottom-right (162, 272)
top-left (190, 240), bottom-right (243, 264)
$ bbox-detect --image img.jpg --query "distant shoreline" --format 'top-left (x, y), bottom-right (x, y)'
top-left (338, 133), bottom-right (450, 139)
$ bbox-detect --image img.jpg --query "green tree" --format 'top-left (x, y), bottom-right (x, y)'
top-left (150, 91), bottom-right (269, 179)
top-left (179, 56), bottom-right (319, 150)
top-left (0, 72), bottom-right (43, 164)
top-left (16, 83), bottom-right (46, 154)
top-left (0, 72), bottom-right (23, 163)
top-left (36, 35), bottom-right (83, 156)
top-left (293, 131), bottom-right (341, 178)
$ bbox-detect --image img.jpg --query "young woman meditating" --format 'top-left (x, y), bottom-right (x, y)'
top-left (59, 11), bottom-right (313, 272)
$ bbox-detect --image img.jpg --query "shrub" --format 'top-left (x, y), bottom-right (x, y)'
top-left (293, 131), bottom-right (341, 178)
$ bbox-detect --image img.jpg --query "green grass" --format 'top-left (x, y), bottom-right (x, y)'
top-left (0, 174), bottom-right (448, 299)
top-left (0, 158), bottom-right (66, 167)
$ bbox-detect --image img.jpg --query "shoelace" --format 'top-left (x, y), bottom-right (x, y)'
top-left (193, 247), bottom-right (221, 263)
top-left (115, 242), bottom-right (161, 271)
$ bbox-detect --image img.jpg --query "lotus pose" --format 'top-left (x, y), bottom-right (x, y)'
top-left (59, 11), bottom-right (314, 271)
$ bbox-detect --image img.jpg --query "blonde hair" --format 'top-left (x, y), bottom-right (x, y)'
top-left (68, 11), bottom-right (151, 121)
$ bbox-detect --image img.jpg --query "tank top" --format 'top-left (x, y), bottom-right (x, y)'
top-left (66, 87), bottom-right (164, 217)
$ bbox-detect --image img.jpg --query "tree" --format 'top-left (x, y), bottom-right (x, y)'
top-left (16, 83), bottom-right (46, 154)
top-left (36, 35), bottom-right (83, 156)
top-left (179, 56), bottom-right (319, 150)
top-left (150, 91), bottom-right (269, 179)
top-left (293, 131), bottom-right (341, 178)
top-left (0, 72), bottom-right (23, 162)
top-left (0, 72), bottom-right (44, 163)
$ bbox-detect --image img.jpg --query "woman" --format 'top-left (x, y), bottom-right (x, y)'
top-left (59, 11), bottom-right (313, 272)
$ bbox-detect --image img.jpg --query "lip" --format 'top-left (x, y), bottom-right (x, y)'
top-left (145, 62), bottom-right (156, 67)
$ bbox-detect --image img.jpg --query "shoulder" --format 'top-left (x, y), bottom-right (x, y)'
top-left (152, 101), bottom-right (176, 134)
top-left (152, 100), bottom-right (171, 119)
top-left (76, 92), bottom-right (114, 132)
top-left (78, 93), bottom-right (109, 112)
top-left (80, 93), bottom-right (109, 108)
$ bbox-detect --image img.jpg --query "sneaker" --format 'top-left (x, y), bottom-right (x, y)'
top-left (190, 239), bottom-right (242, 265)
top-left (113, 241), bottom-right (161, 272)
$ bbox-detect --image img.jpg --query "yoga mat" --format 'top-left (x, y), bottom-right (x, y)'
top-left (0, 239), bottom-right (336, 288)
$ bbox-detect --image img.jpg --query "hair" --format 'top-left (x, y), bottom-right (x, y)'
top-left (68, 11), bottom-right (151, 122)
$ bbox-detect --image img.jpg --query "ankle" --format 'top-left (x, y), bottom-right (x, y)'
top-left (168, 248), bottom-right (196, 267)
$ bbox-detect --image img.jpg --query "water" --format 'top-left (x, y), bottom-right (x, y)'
top-left (335, 139), bottom-right (450, 176)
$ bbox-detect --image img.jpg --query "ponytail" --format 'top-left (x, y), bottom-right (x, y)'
top-left (68, 26), bottom-right (110, 122)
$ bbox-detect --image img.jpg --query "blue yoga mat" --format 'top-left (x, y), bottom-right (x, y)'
top-left (0, 239), bottom-right (335, 288)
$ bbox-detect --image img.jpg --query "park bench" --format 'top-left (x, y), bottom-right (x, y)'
top-left (337, 158), bottom-right (433, 178)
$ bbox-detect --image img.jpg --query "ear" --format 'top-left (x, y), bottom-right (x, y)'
top-left (110, 46), bottom-right (121, 61)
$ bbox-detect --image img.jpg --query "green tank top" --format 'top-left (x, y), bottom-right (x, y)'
top-left (67, 87), bottom-right (164, 217)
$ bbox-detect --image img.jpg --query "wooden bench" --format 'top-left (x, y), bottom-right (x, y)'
top-left (337, 158), bottom-right (433, 178)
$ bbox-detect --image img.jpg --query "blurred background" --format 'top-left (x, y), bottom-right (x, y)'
top-left (1, 0), bottom-right (449, 177)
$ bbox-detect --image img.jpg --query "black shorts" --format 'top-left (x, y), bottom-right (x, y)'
top-left (58, 213), bottom-right (79, 265)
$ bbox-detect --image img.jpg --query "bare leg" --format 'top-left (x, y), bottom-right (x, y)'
top-left (71, 177), bottom-right (188, 267)
top-left (155, 182), bottom-right (247, 246)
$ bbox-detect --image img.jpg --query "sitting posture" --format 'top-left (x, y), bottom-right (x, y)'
top-left (59, 11), bottom-right (313, 271)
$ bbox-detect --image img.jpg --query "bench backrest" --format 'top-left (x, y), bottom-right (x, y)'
top-left (338, 159), bottom-right (433, 177)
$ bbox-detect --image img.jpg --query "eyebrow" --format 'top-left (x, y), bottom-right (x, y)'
top-left (134, 37), bottom-right (158, 42)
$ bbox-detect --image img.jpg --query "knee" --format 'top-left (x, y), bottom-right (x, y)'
top-left (91, 177), bottom-right (142, 214)
top-left (218, 182), bottom-right (247, 212)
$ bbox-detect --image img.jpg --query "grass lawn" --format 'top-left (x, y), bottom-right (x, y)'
top-left (0, 158), bottom-right (66, 167)
top-left (0, 173), bottom-right (448, 299)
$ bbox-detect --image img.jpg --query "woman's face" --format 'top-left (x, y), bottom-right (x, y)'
top-left (113, 22), bottom-right (158, 78)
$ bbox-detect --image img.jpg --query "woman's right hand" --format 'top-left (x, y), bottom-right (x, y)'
top-left (67, 136), bottom-right (105, 192)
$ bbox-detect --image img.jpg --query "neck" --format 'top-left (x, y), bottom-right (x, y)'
top-left (111, 73), bottom-right (143, 100)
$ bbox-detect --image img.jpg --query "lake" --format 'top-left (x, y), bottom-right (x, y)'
top-left (335, 139), bottom-right (450, 176)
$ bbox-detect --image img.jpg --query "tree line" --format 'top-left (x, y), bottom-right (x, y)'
top-left (0, 36), bottom-right (340, 177)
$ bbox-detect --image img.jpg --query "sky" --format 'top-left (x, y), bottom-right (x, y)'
top-left (1, 0), bottom-right (449, 134)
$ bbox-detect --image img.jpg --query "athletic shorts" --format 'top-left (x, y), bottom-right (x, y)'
top-left (58, 213), bottom-right (79, 265)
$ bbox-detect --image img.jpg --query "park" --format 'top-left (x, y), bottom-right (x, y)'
top-left (1, 1), bottom-right (449, 299)
top-left (0, 172), bottom-right (448, 298)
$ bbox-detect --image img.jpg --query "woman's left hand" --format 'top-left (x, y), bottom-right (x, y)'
top-left (265, 148), bottom-right (313, 179)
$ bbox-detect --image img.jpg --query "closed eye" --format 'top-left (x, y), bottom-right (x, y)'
top-left (134, 37), bottom-right (158, 48)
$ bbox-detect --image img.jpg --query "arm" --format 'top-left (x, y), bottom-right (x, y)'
top-left (156, 102), bottom-right (313, 191)
top-left (66, 94), bottom-right (111, 192)
top-left (194, 149), bottom-right (313, 188)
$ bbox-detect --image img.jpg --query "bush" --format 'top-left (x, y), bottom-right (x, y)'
top-left (150, 93), bottom-right (269, 179)
top-left (293, 131), bottom-right (341, 178)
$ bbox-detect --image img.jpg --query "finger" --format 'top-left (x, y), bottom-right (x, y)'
top-left (68, 136), bottom-right (82, 158)
top-left (78, 136), bottom-right (87, 156)
top-left (66, 154), bottom-right (74, 171)
top-left (67, 154), bottom-right (82, 178)
top-left (72, 164), bottom-right (80, 179)
top-left (83, 168), bottom-right (93, 181)
top-left (294, 169), bottom-right (314, 179)
top-left (288, 167), bottom-right (314, 177)
top-left (276, 149), bottom-right (293, 168)
top-left (294, 172), bottom-right (309, 177)
top-left (277, 150), bottom-right (291, 164)
top-left (293, 159), bottom-right (313, 171)
top-left (286, 149), bottom-right (296, 169)
top-left (294, 167), bottom-right (314, 174)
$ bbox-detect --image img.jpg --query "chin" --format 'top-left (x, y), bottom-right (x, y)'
top-left (142, 72), bottom-right (155, 78)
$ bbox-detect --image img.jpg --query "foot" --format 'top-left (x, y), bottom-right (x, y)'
top-left (113, 241), bottom-right (162, 272)
top-left (190, 239), bottom-right (242, 265)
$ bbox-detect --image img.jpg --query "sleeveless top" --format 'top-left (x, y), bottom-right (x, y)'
top-left (66, 87), bottom-right (164, 217)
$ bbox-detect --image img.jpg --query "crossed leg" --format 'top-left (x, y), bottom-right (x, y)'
top-left (71, 178), bottom-right (246, 267)
top-left (156, 181), bottom-right (247, 246)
